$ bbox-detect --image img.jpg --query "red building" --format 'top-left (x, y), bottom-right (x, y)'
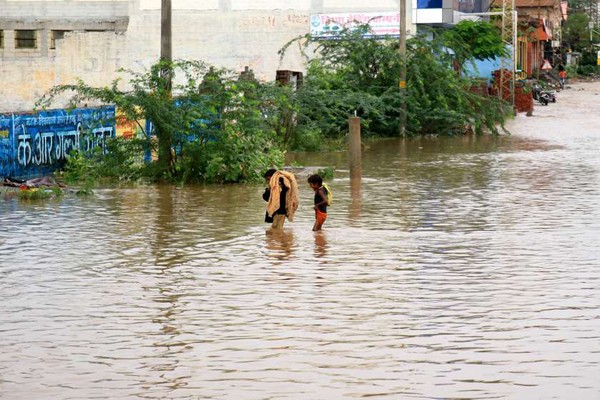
top-left (492, 0), bottom-right (567, 78)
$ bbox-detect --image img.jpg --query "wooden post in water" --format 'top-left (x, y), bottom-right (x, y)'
top-left (399, 0), bottom-right (407, 136)
top-left (349, 173), bottom-right (362, 222)
top-left (349, 116), bottom-right (361, 179)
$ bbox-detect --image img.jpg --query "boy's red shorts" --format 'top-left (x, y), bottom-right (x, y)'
top-left (315, 209), bottom-right (327, 225)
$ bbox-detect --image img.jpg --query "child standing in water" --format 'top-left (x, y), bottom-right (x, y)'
top-left (308, 174), bottom-right (328, 231)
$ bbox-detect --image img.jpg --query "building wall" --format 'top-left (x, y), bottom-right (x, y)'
top-left (0, 0), bottom-right (411, 113)
top-left (0, 106), bottom-right (116, 179)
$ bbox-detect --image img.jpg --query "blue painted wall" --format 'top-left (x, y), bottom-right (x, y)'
top-left (0, 106), bottom-right (116, 179)
top-left (465, 57), bottom-right (502, 82)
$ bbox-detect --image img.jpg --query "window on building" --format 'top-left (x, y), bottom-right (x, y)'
top-left (0, 30), bottom-right (4, 49)
top-left (517, 39), bottom-right (527, 77)
top-left (50, 30), bottom-right (69, 49)
top-left (15, 30), bottom-right (37, 49)
top-left (275, 70), bottom-right (303, 90)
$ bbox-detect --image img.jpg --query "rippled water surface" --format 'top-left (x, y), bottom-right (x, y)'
top-left (1, 132), bottom-right (599, 399)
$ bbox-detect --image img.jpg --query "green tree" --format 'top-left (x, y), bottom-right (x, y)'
top-left (280, 22), bottom-right (509, 141)
top-left (406, 34), bottom-right (507, 135)
top-left (36, 59), bottom-right (284, 183)
top-left (563, 12), bottom-right (590, 53)
top-left (440, 20), bottom-right (507, 75)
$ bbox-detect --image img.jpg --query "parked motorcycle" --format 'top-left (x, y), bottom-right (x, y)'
top-left (533, 84), bottom-right (557, 106)
top-left (545, 89), bottom-right (557, 103)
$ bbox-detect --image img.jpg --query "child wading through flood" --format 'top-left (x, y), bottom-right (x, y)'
top-left (308, 174), bottom-right (329, 231)
top-left (263, 169), bottom-right (299, 229)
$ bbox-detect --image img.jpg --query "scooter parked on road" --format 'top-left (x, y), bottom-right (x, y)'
top-left (533, 84), bottom-right (557, 105)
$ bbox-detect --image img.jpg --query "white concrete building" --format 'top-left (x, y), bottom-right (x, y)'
top-left (0, 0), bottom-right (418, 112)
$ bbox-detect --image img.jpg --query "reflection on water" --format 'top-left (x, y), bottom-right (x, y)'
top-left (265, 228), bottom-right (296, 262)
top-left (313, 232), bottom-right (328, 258)
top-left (1, 133), bottom-right (600, 400)
top-left (349, 176), bottom-right (362, 223)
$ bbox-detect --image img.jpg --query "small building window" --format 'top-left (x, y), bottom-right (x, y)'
top-left (50, 30), bottom-right (69, 49)
top-left (275, 70), bottom-right (303, 90)
top-left (15, 30), bottom-right (37, 49)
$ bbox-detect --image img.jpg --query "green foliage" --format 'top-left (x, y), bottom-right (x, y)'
top-left (59, 149), bottom-right (97, 186)
top-left (563, 13), bottom-right (590, 53)
top-left (317, 166), bottom-right (335, 180)
top-left (280, 22), bottom-right (509, 141)
top-left (37, 60), bottom-right (286, 183)
top-left (406, 35), bottom-right (508, 135)
top-left (17, 187), bottom-right (62, 200)
top-left (37, 20), bottom-right (510, 184)
top-left (50, 186), bottom-right (64, 197)
top-left (576, 64), bottom-right (600, 76)
top-left (177, 67), bottom-right (285, 183)
top-left (286, 30), bottom-right (403, 139)
top-left (61, 136), bottom-right (150, 184)
top-left (56, 135), bottom-right (147, 190)
top-left (94, 137), bottom-right (149, 180)
top-left (440, 20), bottom-right (507, 66)
top-left (290, 125), bottom-right (325, 151)
top-left (561, 11), bottom-right (600, 69)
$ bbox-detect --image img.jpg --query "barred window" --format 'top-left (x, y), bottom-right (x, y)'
top-left (50, 30), bottom-right (69, 49)
top-left (15, 30), bottom-right (37, 49)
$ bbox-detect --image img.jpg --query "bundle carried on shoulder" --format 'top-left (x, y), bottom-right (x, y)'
top-left (266, 170), bottom-right (299, 221)
top-left (322, 183), bottom-right (333, 206)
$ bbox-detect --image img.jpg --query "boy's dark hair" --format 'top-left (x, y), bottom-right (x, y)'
top-left (307, 174), bottom-right (323, 186)
top-left (264, 168), bottom-right (277, 179)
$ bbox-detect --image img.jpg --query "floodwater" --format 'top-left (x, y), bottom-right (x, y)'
top-left (1, 133), bottom-right (599, 399)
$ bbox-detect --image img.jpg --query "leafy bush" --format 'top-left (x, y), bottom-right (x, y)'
top-left (576, 64), bottom-right (600, 76)
top-left (17, 187), bottom-right (62, 200)
top-left (280, 21), bottom-right (510, 144)
top-left (317, 166), bottom-right (335, 180)
top-left (60, 149), bottom-right (96, 185)
top-left (38, 60), bottom-right (287, 184)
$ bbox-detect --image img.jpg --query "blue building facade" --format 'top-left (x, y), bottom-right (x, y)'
top-left (414, 0), bottom-right (490, 25)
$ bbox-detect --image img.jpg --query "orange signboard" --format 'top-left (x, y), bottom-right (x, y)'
top-left (116, 109), bottom-right (145, 139)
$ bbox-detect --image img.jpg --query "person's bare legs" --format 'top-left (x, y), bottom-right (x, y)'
top-left (271, 214), bottom-right (286, 229)
top-left (313, 210), bottom-right (325, 231)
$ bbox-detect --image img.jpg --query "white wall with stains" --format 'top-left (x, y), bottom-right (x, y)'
top-left (0, 0), bottom-right (407, 112)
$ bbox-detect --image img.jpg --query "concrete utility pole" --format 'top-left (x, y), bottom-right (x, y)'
top-left (161, 0), bottom-right (172, 91)
top-left (399, 0), bottom-right (407, 136)
top-left (161, 0), bottom-right (172, 62)
top-left (349, 116), bottom-right (362, 179)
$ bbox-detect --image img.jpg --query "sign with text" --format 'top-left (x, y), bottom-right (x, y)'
top-left (0, 106), bottom-right (115, 179)
top-left (310, 12), bottom-right (401, 38)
